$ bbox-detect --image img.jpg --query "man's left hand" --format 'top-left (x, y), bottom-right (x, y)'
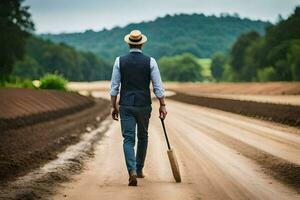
top-left (159, 105), bottom-right (167, 120)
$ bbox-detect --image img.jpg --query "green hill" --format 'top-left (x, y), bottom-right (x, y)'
top-left (42, 13), bottom-right (269, 61)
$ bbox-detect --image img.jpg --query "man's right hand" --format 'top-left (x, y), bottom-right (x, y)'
top-left (112, 107), bottom-right (119, 121)
top-left (159, 105), bottom-right (167, 120)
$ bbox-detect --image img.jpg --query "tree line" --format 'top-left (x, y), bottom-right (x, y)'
top-left (1, 0), bottom-right (299, 84)
top-left (13, 37), bottom-right (112, 81)
top-left (0, 0), bottom-right (111, 85)
top-left (210, 6), bottom-right (300, 82)
top-left (0, 0), bottom-right (34, 84)
top-left (43, 13), bottom-right (268, 61)
top-left (158, 53), bottom-right (204, 82)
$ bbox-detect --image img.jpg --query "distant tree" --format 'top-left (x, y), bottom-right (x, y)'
top-left (230, 31), bottom-right (260, 74)
top-left (221, 65), bottom-right (237, 82)
top-left (261, 7), bottom-right (300, 81)
top-left (13, 55), bottom-right (42, 79)
top-left (233, 13), bottom-right (240, 18)
top-left (0, 0), bottom-right (34, 84)
top-left (264, 6), bottom-right (300, 50)
top-left (257, 66), bottom-right (276, 82)
top-left (158, 53), bottom-right (203, 82)
top-left (277, 14), bottom-right (284, 22)
top-left (289, 40), bottom-right (300, 81)
top-left (211, 53), bottom-right (226, 81)
top-left (226, 6), bottom-right (300, 82)
top-left (264, 40), bottom-right (292, 81)
top-left (242, 38), bottom-right (266, 81)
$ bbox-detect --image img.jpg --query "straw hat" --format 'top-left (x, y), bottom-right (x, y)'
top-left (124, 30), bottom-right (147, 45)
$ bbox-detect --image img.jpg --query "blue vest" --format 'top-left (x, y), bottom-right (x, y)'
top-left (119, 52), bottom-right (151, 106)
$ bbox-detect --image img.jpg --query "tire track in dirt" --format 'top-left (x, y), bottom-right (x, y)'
top-left (169, 100), bottom-right (300, 191)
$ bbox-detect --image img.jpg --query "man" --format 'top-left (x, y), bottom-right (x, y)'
top-left (110, 30), bottom-right (167, 186)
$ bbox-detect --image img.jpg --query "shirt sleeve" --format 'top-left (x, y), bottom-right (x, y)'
top-left (110, 57), bottom-right (121, 96)
top-left (150, 57), bottom-right (165, 98)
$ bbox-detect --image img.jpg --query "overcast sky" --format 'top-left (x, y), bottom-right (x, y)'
top-left (26, 0), bottom-right (300, 34)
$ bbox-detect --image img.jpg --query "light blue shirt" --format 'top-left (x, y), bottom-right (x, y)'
top-left (110, 48), bottom-right (165, 98)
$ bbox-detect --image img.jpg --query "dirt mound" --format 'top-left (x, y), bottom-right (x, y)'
top-left (166, 82), bottom-right (300, 95)
top-left (169, 92), bottom-right (300, 127)
top-left (0, 88), bottom-right (110, 183)
top-left (0, 88), bottom-right (95, 131)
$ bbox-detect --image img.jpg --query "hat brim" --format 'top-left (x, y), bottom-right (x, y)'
top-left (124, 34), bottom-right (147, 45)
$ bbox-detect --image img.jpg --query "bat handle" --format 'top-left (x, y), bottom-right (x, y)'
top-left (160, 118), bottom-right (171, 150)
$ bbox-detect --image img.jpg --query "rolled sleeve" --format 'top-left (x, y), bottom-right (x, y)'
top-left (150, 57), bottom-right (165, 98)
top-left (110, 57), bottom-right (121, 96)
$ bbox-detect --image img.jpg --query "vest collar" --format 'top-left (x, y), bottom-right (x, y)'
top-left (129, 48), bottom-right (142, 53)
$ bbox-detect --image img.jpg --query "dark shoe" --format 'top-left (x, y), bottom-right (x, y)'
top-left (128, 171), bottom-right (137, 186)
top-left (137, 170), bottom-right (145, 178)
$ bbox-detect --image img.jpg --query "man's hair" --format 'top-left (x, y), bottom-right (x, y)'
top-left (129, 44), bottom-right (143, 49)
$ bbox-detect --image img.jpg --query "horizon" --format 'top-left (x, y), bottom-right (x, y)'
top-left (26, 0), bottom-right (300, 34)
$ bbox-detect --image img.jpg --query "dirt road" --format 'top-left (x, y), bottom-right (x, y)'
top-left (53, 100), bottom-right (300, 200)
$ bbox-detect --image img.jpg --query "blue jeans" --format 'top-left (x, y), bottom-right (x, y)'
top-left (119, 105), bottom-right (152, 174)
